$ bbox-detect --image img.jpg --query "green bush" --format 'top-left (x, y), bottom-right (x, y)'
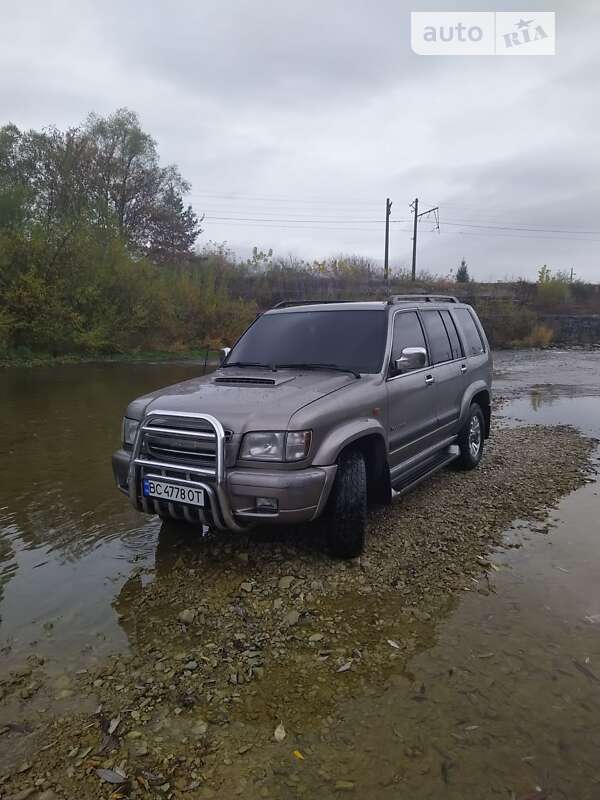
top-left (0, 225), bottom-right (257, 359)
top-left (473, 301), bottom-right (535, 348)
top-left (536, 280), bottom-right (571, 307)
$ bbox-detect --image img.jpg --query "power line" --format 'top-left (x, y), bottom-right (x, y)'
top-left (196, 197), bottom-right (600, 246)
top-left (449, 230), bottom-right (600, 243)
top-left (203, 220), bottom-right (390, 232)
top-left (438, 219), bottom-right (600, 235)
top-left (421, 227), bottom-right (600, 243)
top-left (189, 191), bottom-right (382, 206)
top-left (204, 214), bottom-right (385, 224)
top-left (194, 195), bottom-right (600, 234)
top-left (202, 211), bottom-right (600, 234)
top-left (202, 217), bottom-right (599, 241)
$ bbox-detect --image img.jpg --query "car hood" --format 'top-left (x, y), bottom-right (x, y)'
top-left (126, 368), bottom-right (358, 432)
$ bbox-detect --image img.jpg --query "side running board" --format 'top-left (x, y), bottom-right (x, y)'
top-left (391, 445), bottom-right (459, 496)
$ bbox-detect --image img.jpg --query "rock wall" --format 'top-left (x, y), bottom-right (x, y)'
top-left (541, 314), bottom-right (600, 345)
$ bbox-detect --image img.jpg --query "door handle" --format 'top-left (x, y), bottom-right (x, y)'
top-left (425, 374), bottom-right (434, 385)
top-left (460, 364), bottom-right (467, 374)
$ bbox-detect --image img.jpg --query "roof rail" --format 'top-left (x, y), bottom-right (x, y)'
top-left (387, 294), bottom-right (459, 305)
top-left (270, 299), bottom-right (355, 310)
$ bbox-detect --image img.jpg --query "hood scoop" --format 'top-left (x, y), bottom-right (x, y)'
top-left (213, 373), bottom-right (297, 387)
top-left (214, 376), bottom-right (277, 386)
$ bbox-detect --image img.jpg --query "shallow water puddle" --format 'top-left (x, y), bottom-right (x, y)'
top-left (250, 476), bottom-right (600, 799)
top-left (251, 368), bottom-right (600, 798)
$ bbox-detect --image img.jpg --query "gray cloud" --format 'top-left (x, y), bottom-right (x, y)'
top-left (1, 0), bottom-right (599, 280)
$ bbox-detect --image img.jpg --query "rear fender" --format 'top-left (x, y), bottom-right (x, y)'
top-left (460, 381), bottom-right (491, 436)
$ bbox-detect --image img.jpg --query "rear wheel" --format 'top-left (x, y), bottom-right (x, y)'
top-left (325, 449), bottom-right (367, 559)
top-left (456, 403), bottom-right (485, 470)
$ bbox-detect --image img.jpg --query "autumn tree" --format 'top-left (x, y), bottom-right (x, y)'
top-left (0, 108), bottom-right (201, 260)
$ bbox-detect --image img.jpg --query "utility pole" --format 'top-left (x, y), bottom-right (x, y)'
top-left (410, 197), bottom-right (439, 281)
top-left (410, 197), bottom-right (418, 281)
top-left (384, 198), bottom-right (392, 287)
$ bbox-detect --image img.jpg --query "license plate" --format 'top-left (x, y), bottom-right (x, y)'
top-left (142, 478), bottom-right (205, 507)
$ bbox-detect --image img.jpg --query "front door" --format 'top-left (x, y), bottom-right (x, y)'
top-left (386, 310), bottom-right (439, 471)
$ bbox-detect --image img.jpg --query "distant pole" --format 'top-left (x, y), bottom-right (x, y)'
top-left (411, 197), bottom-right (419, 281)
top-left (384, 198), bottom-right (392, 288)
top-left (410, 197), bottom-right (439, 281)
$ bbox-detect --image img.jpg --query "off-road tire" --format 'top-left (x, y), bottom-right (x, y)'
top-left (326, 449), bottom-right (367, 559)
top-left (456, 402), bottom-right (485, 470)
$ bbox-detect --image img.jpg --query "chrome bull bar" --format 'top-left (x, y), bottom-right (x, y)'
top-left (127, 409), bottom-right (246, 531)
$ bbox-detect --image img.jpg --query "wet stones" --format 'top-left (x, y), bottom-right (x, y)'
top-left (284, 610), bottom-right (300, 627)
top-left (178, 608), bottom-right (197, 625)
top-left (0, 423), bottom-right (594, 800)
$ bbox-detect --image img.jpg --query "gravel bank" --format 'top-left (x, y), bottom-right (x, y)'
top-left (0, 423), bottom-right (595, 800)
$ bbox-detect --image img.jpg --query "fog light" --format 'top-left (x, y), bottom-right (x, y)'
top-left (255, 496), bottom-right (278, 513)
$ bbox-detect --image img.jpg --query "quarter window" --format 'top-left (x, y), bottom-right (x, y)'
top-left (391, 311), bottom-right (428, 371)
top-left (454, 308), bottom-right (486, 356)
top-left (421, 311), bottom-right (453, 364)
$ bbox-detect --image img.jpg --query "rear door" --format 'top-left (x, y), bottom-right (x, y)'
top-left (419, 309), bottom-right (465, 433)
top-left (386, 310), bottom-right (438, 469)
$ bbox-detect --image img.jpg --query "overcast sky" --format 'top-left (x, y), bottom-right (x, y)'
top-left (2, 0), bottom-right (599, 280)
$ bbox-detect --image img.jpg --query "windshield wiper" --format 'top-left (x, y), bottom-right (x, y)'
top-left (221, 361), bottom-right (277, 371)
top-left (275, 363), bottom-right (361, 379)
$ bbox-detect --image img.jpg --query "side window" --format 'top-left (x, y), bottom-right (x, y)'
top-left (440, 310), bottom-right (463, 359)
top-left (391, 311), bottom-right (428, 371)
top-left (454, 308), bottom-right (486, 356)
top-left (421, 311), bottom-right (453, 364)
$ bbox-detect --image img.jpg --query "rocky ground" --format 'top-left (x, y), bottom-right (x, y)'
top-left (0, 423), bottom-right (595, 800)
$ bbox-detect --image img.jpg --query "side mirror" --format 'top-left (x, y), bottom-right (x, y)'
top-left (219, 346), bottom-right (231, 364)
top-left (393, 346), bottom-right (427, 374)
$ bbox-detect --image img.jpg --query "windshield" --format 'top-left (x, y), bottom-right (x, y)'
top-left (226, 309), bottom-right (387, 374)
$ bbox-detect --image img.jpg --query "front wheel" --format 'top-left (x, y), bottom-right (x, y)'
top-left (325, 449), bottom-right (367, 559)
top-left (456, 403), bottom-right (485, 470)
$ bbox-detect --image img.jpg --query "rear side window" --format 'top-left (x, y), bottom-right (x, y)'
top-left (421, 310), bottom-right (453, 364)
top-left (440, 310), bottom-right (463, 360)
top-left (391, 311), bottom-right (428, 365)
top-left (454, 308), bottom-right (486, 356)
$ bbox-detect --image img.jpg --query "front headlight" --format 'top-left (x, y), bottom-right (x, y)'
top-left (122, 417), bottom-right (140, 447)
top-left (240, 431), bottom-right (312, 462)
top-left (240, 431), bottom-right (285, 461)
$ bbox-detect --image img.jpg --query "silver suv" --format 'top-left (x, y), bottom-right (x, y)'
top-left (112, 295), bottom-right (492, 558)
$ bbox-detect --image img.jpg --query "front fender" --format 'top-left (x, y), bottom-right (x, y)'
top-left (311, 418), bottom-right (387, 466)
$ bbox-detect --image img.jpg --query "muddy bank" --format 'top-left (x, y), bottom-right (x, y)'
top-left (0, 423), bottom-right (594, 800)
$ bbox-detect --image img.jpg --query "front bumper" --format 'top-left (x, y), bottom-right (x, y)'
top-left (112, 411), bottom-right (337, 530)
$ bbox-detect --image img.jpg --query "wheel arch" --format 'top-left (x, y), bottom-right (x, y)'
top-left (470, 388), bottom-right (491, 438)
top-left (325, 428), bottom-right (391, 507)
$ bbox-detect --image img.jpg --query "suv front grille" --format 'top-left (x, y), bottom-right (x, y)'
top-left (140, 416), bottom-right (232, 470)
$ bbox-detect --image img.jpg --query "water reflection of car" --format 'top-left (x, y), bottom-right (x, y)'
top-left (112, 296), bottom-right (492, 558)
